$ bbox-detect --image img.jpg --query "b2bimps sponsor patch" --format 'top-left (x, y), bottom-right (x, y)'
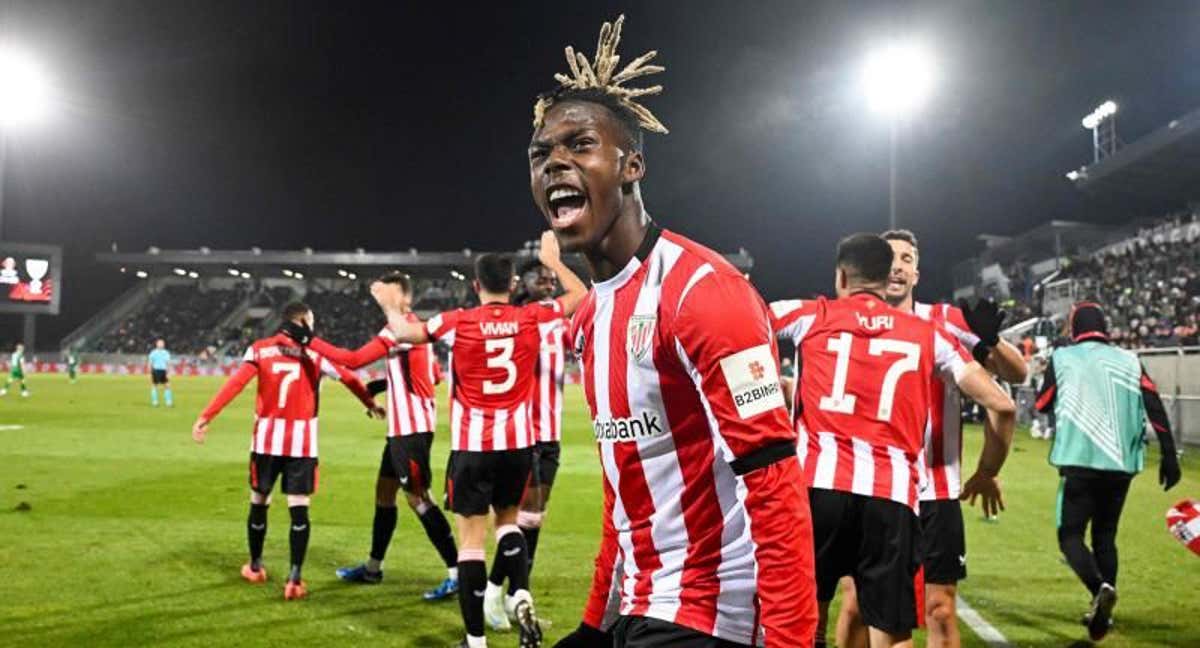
top-left (718, 344), bottom-right (786, 419)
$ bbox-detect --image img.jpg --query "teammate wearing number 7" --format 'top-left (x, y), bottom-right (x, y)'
top-left (370, 231), bottom-right (587, 648)
top-left (771, 234), bottom-right (1016, 648)
top-left (191, 302), bottom-right (383, 601)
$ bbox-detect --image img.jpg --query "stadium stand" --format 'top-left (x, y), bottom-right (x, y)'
top-left (90, 284), bottom-right (249, 354)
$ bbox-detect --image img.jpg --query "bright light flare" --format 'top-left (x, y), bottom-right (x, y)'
top-left (0, 47), bottom-right (52, 127)
top-left (1082, 100), bottom-right (1117, 129)
top-left (862, 42), bottom-right (936, 118)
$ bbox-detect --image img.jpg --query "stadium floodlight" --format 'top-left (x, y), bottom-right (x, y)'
top-left (0, 46), bottom-right (52, 128)
top-left (337, 269), bottom-right (348, 277)
top-left (240, 271), bottom-right (251, 279)
top-left (1082, 100), bottom-right (1117, 130)
top-left (281, 269), bottom-right (294, 277)
top-left (293, 272), bottom-right (304, 279)
top-left (135, 270), bottom-right (148, 279)
top-left (347, 272), bottom-right (357, 280)
top-left (861, 41), bottom-right (936, 119)
top-left (227, 268), bottom-right (240, 276)
top-left (187, 271), bottom-right (199, 279)
top-left (172, 268), bottom-right (187, 276)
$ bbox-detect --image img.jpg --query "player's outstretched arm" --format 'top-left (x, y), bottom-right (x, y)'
top-left (370, 281), bottom-right (430, 344)
top-left (321, 358), bottom-right (384, 417)
top-left (539, 230), bottom-right (588, 316)
top-left (956, 364), bottom-right (1016, 516)
top-left (955, 299), bottom-right (1028, 383)
top-left (193, 363), bottom-right (256, 443)
top-left (306, 336), bottom-right (388, 370)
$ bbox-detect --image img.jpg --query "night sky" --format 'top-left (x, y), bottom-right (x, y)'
top-left (3, 0), bottom-right (1200, 345)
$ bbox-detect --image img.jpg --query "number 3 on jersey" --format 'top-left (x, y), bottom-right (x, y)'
top-left (818, 333), bottom-right (919, 422)
top-left (483, 338), bottom-right (516, 394)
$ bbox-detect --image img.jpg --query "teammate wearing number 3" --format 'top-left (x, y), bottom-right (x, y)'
top-left (370, 231), bottom-right (587, 648)
top-left (191, 302), bottom-right (382, 601)
top-left (771, 234), bottom-right (1016, 648)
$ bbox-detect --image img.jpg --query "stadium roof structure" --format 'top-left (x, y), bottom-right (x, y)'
top-left (1068, 103), bottom-right (1200, 207)
top-left (96, 246), bottom-right (756, 277)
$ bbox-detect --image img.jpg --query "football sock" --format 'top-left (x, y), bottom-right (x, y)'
top-left (369, 505), bottom-right (398, 566)
top-left (1058, 526), bottom-right (1102, 595)
top-left (457, 553), bottom-right (487, 638)
top-left (507, 526), bottom-right (540, 595)
top-left (488, 555), bottom-right (505, 588)
top-left (418, 505), bottom-right (459, 570)
top-left (150, 388), bottom-right (158, 406)
top-left (495, 525), bottom-right (530, 594)
top-left (164, 388), bottom-right (174, 407)
top-left (288, 505), bottom-right (310, 582)
top-left (247, 503), bottom-right (269, 570)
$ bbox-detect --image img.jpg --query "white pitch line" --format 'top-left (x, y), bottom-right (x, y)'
top-left (0, 424), bottom-right (25, 431)
top-left (957, 595), bottom-right (1012, 647)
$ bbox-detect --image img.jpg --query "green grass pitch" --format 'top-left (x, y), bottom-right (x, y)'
top-left (1, 374), bottom-right (1197, 647)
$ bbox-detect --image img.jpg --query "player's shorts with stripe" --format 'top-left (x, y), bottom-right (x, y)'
top-left (919, 498), bottom-right (967, 584)
top-left (378, 433), bottom-right (434, 495)
top-left (446, 448), bottom-right (532, 516)
top-left (151, 369), bottom-right (169, 385)
top-left (248, 452), bottom-right (319, 496)
top-left (530, 440), bottom-right (561, 488)
top-left (810, 488), bottom-right (920, 634)
top-left (611, 615), bottom-right (752, 648)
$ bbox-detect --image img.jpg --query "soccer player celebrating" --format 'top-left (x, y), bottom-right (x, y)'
top-left (148, 339), bottom-right (173, 408)
top-left (278, 272), bottom-right (460, 601)
top-left (832, 229), bottom-right (1027, 648)
top-left (191, 302), bottom-right (382, 600)
top-left (370, 233), bottom-right (586, 648)
top-left (2, 343), bottom-right (29, 397)
top-left (484, 258), bottom-right (567, 624)
top-left (1035, 302), bottom-right (1181, 641)
top-left (532, 16), bottom-right (817, 648)
top-left (771, 234), bottom-right (1017, 648)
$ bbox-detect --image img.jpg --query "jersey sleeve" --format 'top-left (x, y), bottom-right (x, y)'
top-left (1139, 365), bottom-right (1172, 436)
top-left (316, 354), bottom-right (376, 409)
top-left (942, 304), bottom-right (982, 351)
top-left (1035, 356), bottom-right (1057, 413)
top-left (308, 335), bottom-right (389, 369)
top-left (674, 273), bottom-right (818, 647)
top-left (200, 362), bottom-right (257, 421)
top-left (932, 323), bottom-right (972, 384)
top-left (425, 310), bottom-right (460, 348)
top-left (769, 299), bottom-right (821, 343)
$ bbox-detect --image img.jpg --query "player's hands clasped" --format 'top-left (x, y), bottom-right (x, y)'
top-left (191, 417), bottom-right (209, 444)
top-left (960, 470), bottom-right (1005, 517)
top-left (957, 298), bottom-right (1006, 346)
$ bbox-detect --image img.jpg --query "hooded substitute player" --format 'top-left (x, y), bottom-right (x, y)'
top-left (532, 16), bottom-right (816, 648)
top-left (832, 230), bottom-right (1027, 648)
top-left (771, 234), bottom-right (1016, 648)
top-left (485, 258), bottom-right (568, 618)
top-left (192, 302), bottom-right (382, 600)
top-left (372, 234), bottom-right (587, 648)
top-left (277, 273), bottom-right (460, 601)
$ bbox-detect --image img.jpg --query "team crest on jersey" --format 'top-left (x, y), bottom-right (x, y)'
top-left (627, 315), bottom-right (656, 362)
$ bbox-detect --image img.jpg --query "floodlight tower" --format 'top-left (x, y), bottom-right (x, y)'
top-left (1081, 100), bottom-right (1119, 163)
top-left (862, 41), bottom-right (936, 230)
top-left (0, 44), bottom-right (52, 239)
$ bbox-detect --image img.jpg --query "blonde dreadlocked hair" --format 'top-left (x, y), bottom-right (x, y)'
top-left (533, 14), bottom-right (667, 137)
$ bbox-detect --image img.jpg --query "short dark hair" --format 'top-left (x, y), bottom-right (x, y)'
top-left (836, 233), bottom-right (894, 284)
top-left (377, 271), bottom-right (412, 294)
top-left (281, 301), bottom-right (311, 322)
top-left (881, 229), bottom-right (919, 251)
top-left (475, 253), bottom-right (514, 294)
top-left (517, 258), bottom-right (546, 278)
top-left (536, 87), bottom-right (644, 152)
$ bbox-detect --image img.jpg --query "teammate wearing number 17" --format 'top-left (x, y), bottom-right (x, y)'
top-left (191, 302), bottom-right (383, 601)
top-left (771, 234), bottom-right (1016, 648)
top-left (370, 231), bottom-right (587, 648)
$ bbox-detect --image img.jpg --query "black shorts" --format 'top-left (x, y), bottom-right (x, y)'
top-left (530, 441), bottom-right (562, 488)
top-left (446, 448), bottom-right (532, 516)
top-left (249, 453), bottom-right (319, 496)
top-left (810, 488), bottom-right (920, 634)
top-left (611, 616), bottom-right (751, 648)
top-left (151, 369), bottom-right (169, 385)
top-left (378, 434), bottom-right (434, 494)
top-left (919, 499), bottom-right (967, 584)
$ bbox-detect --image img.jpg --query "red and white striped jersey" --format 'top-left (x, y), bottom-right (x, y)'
top-left (199, 334), bottom-right (370, 458)
top-left (912, 302), bottom-right (980, 501)
top-left (771, 294), bottom-right (972, 511)
top-left (378, 320), bottom-right (438, 438)
top-left (426, 299), bottom-right (564, 452)
top-left (532, 316), bottom-right (567, 443)
top-left (572, 227), bottom-right (816, 647)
